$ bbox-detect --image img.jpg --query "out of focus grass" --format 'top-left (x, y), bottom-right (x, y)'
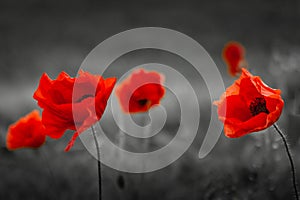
top-left (0, 122), bottom-right (298, 200)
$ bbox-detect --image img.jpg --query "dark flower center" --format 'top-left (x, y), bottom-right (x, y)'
top-left (138, 99), bottom-right (148, 106)
top-left (249, 97), bottom-right (269, 116)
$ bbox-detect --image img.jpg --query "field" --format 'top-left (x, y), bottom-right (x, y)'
top-left (0, 0), bottom-right (299, 199)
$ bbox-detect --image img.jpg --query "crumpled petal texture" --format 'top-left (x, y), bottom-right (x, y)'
top-left (214, 68), bottom-right (284, 138)
top-left (33, 70), bottom-right (116, 151)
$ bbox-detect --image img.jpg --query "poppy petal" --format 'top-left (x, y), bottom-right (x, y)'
top-left (116, 69), bottom-right (165, 113)
top-left (6, 110), bottom-right (46, 150)
top-left (33, 70), bottom-right (116, 151)
top-left (215, 68), bottom-right (284, 138)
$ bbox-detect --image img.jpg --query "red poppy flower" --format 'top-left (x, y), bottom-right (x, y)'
top-left (6, 110), bottom-right (46, 150)
top-left (222, 41), bottom-right (247, 76)
top-left (33, 70), bottom-right (116, 151)
top-left (214, 68), bottom-right (284, 138)
top-left (116, 69), bottom-right (165, 113)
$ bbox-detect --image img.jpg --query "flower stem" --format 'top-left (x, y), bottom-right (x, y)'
top-left (117, 114), bottom-right (126, 190)
top-left (92, 125), bottom-right (102, 200)
top-left (273, 123), bottom-right (299, 200)
top-left (138, 114), bottom-right (149, 199)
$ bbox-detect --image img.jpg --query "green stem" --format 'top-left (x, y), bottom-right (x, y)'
top-left (273, 123), bottom-right (299, 200)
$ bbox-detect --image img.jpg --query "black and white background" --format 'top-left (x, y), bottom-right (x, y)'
top-left (0, 0), bottom-right (300, 199)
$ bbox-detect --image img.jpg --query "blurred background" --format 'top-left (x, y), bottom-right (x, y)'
top-left (0, 0), bottom-right (300, 199)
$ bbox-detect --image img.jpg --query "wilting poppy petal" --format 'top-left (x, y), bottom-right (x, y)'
top-left (214, 68), bottom-right (284, 138)
top-left (6, 110), bottom-right (46, 150)
top-left (116, 69), bottom-right (165, 113)
top-left (33, 70), bottom-right (116, 151)
top-left (222, 41), bottom-right (247, 76)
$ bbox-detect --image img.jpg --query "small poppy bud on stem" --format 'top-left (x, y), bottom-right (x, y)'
top-left (116, 175), bottom-right (125, 189)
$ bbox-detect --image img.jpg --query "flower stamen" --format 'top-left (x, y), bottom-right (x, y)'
top-left (138, 99), bottom-right (148, 106)
top-left (249, 97), bottom-right (269, 116)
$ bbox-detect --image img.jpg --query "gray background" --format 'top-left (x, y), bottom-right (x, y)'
top-left (0, 0), bottom-right (300, 199)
